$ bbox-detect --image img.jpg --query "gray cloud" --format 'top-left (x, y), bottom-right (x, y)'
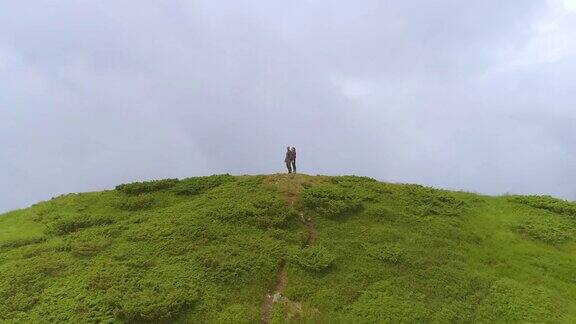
top-left (1, 0), bottom-right (575, 212)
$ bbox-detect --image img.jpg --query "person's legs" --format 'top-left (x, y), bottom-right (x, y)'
top-left (286, 161), bottom-right (292, 173)
top-left (292, 160), bottom-right (296, 173)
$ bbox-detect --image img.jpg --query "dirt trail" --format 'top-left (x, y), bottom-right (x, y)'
top-left (305, 217), bottom-right (317, 246)
top-left (262, 258), bottom-right (287, 323)
top-left (262, 175), bottom-right (320, 323)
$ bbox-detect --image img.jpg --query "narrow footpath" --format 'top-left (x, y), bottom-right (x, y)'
top-left (262, 215), bottom-right (316, 324)
top-left (262, 175), bottom-right (319, 324)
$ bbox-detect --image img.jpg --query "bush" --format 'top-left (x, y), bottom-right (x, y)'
top-left (302, 185), bottom-right (363, 218)
top-left (193, 236), bottom-right (280, 286)
top-left (330, 176), bottom-right (377, 185)
top-left (363, 205), bottom-right (403, 222)
top-left (0, 237), bottom-right (46, 249)
top-left (205, 194), bottom-right (298, 229)
top-left (0, 265), bottom-right (45, 312)
top-left (342, 280), bottom-right (428, 323)
top-left (68, 235), bottom-right (112, 257)
top-left (291, 245), bottom-right (335, 272)
top-left (217, 304), bottom-right (258, 323)
top-left (48, 215), bottom-right (113, 235)
top-left (115, 195), bottom-right (156, 211)
top-left (475, 278), bottom-right (560, 322)
top-left (510, 195), bottom-right (576, 219)
top-left (115, 179), bottom-right (179, 195)
top-left (403, 186), bottom-right (468, 217)
top-left (171, 174), bottom-right (234, 196)
top-left (196, 251), bottom-right (253, 284)
top-left (114, 288), bottom-right (195, 323)
top-left (330, 176), bottom-right (379, 202)
top-left (513, 215), bottom-right (574, 244)
top-left (363, 243), bottom-right (406, 264)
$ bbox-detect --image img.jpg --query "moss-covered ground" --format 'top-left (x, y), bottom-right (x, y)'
top-left (1, 174), bottom-right (575, 323)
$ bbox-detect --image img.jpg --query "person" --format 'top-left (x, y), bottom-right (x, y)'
top-left (291, 147), bottom-right (297, 173)
top-left (285, 146), bottom-right (293, 173)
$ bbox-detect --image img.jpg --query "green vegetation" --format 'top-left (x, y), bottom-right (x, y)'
top-left (289, 245), bottom-right (335, 272)
top-left (1, 174), bottom-right (576, 323)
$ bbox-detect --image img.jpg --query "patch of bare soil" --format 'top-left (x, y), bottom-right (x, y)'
top-left (262, 259), bottom-right (287, 324)
top-left (305, 217), bottom-right (317, 247)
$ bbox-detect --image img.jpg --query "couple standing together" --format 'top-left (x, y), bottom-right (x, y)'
top-left (285, 147), bottom-right (297, 174)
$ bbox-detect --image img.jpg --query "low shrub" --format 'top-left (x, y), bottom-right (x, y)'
top-left (115, 195), bottom-right (156, 211)
top-left (68, 236), bottom-right (112, 257)
top-left (363, 243), bottom-right (406, 264)
top-left (0, 237), bottom-right (46, 249)
top-left (302, 185), bottom-right (363, 218)
top-left (330, 176), bottom-right (380, 202)
top-left (115, 179), bottom-right (179, 195)
top-left (0, 252), bottom-right (73, 314)
top-left (218, 304), bottom-right (259, 323)
top-left (475, 278), bottom-right (560, 322)
top-left (330, 176), bottom-right (377, 185)
top-left (513, 215), bottom-right (574, 244)
top-left (199, 256), bottom-right (252, 284)
top-left (0, 262), bottom-right (45, 312)
top-left (403, 186), bottom-right (468, 217)
top-left (48, 215), bottom-right (113, 235)
top-left (114, 287), bottom-right (196, 323)
top-left (291, 245), bottom-right (335, 272)
top-left (171, 174), bottom-right (234, 196)
top-left (363, 205), bottom-right (403, 222)
top-left (195, 246), bottom-right (258, 284)
top-left (205, 195), bottom-right (298, 229)
top-left (510, 195), bottom-right (576, 219)
top-left (342, 280), bottom-right (428, 323)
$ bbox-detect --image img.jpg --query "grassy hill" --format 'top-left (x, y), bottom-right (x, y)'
top-left (1, 174), bottom-right (575, 323)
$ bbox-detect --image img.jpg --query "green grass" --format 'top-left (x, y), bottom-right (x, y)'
top-left (0, 210), bottom-right (46, 247)
top-left (1, 174), bottom-right (575, 323)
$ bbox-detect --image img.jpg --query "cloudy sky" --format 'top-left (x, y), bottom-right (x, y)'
top-left (1, 0), bottom-right (575, 212)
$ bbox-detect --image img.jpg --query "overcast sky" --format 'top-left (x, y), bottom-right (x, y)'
top-left (1, 0), bottom-right (576, 213)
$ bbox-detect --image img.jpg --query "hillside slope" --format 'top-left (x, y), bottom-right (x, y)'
top-left (1, 174), bottom-right (575, 323)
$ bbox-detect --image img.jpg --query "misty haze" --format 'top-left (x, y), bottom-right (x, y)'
top-left (1, 1), bottom-right (575, 213)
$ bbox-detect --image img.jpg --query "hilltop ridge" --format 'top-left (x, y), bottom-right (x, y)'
top-left (1, 174), bottom-right (575, 323)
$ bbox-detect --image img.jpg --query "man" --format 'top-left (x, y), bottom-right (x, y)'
top-left (291, 147), bottom-right (297, 173)
top-left (285, 146), bottom-right (293, 173)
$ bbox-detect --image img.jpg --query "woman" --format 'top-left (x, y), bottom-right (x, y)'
top-left (291, 147), bottom-right (297, 173)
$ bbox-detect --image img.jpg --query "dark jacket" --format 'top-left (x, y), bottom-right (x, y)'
top-left (285, 150), bottom-right (293, 163)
